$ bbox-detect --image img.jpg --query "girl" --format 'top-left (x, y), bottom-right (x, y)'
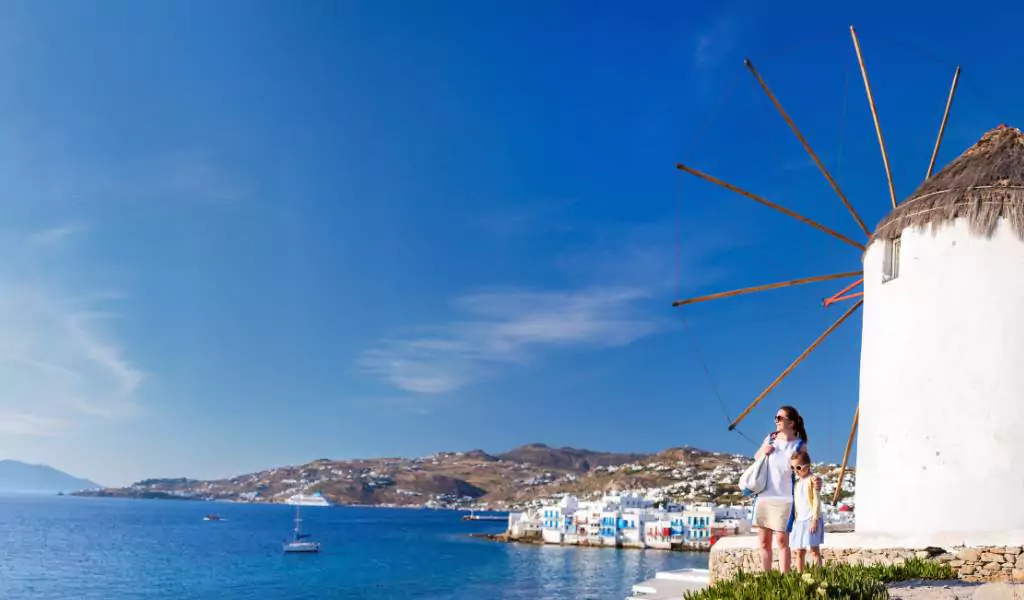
top-left (790, 450), bottom-right (824, 572)
top-left (752, 405), bottom-right (809, 573)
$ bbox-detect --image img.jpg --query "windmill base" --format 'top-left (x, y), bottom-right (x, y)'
top-left (710, 532), bottom-right (1024, 584)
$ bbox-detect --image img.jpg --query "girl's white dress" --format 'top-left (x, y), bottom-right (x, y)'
top-left (790, 476), bottom-right (824, 549)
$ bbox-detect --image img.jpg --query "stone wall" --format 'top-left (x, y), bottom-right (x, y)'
top-left (710, 545), bottom-right (1024, 584)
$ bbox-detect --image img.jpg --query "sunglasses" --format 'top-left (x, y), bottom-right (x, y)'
top-left (775, 415), bottom-right (789, 422)
top-left (792, 463), bottom-right (810, 471)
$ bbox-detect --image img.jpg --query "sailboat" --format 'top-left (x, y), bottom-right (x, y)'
top-left (282, 504), bottom-right (320, 553)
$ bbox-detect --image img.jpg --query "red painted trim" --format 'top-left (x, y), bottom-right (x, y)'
top-left (823, 278), bottom-right (864, 307)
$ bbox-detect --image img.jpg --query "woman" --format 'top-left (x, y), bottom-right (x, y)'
top-left (752, 405), bottom-right (811, 573)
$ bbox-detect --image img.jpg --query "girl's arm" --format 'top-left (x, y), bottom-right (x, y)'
top-left (809, 486), bottom-right (822, 534)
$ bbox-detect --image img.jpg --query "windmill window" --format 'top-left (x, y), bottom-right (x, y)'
top-left (883, 237), bottom-right (901, 282)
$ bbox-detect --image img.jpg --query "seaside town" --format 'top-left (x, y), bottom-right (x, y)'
top-left (73, 441), bottom-right (856, 554)
top-left (503, 487), bottom-right (854, 552)
top-left (73, 443), bottom-right (855, 515)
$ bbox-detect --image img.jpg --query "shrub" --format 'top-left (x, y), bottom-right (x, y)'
top-left (683, 558), bottom-right (956, 599)
top-left (853, 558), bottom-right (957, 583)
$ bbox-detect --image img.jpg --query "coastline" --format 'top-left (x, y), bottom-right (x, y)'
top-left (68, 491), bottom-right (501, 511)
top-left (475, 523), bottom-right (856, 554)
top-left (471, 530), bottom-right (714, 553)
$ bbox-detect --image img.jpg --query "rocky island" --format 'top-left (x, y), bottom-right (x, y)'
top-left (73, 443), bottom-right (856, 510)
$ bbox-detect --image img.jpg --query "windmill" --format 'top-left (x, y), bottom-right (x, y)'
top-left (672, 26), bottom-right (962, 507)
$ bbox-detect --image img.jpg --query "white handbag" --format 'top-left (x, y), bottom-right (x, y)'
top-left (738, 455), bottom-right (769, 496)
top-left (738, 433), bottom-right (776, 496)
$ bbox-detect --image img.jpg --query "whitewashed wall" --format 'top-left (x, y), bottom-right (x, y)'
top-left (858, 218), bottom-right (1024, 542)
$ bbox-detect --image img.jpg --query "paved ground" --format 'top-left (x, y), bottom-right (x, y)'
top-left (888, 581), bottom-right (1024, 599)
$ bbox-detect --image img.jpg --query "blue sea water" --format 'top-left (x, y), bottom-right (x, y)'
top-left (0, 496), bottom-right (708, 599)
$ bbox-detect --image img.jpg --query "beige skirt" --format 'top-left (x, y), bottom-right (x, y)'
top-left (753, 498), bottom-right (794, 532)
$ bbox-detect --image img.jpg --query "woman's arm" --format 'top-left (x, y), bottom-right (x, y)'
top-left (803, 443), bottom-right (824, 491)
top-left (754, 436), bottom-right (773, 460)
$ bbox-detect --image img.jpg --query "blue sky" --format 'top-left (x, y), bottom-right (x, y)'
top-left (0, 0), bottom-right (1018, 486)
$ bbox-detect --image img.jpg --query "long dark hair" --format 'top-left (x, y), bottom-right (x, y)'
top-left (779, 405), bottom-right (808, 444)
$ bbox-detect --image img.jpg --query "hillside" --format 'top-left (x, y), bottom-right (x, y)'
top-left (494, 443), bottom-right (648, 471)
top-left (74, 443), bottom-right (855, 509)
top-left (0, 460), bottom-right (101, 493)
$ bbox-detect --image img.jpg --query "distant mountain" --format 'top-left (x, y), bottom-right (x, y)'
top-left (496, 443), bottom-right (648, 472)
top-left (0, 460), bottom-right (101, 493)
top-left (71, 442), bottom-right (854, 510)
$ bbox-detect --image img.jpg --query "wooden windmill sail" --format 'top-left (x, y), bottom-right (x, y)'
top-left (672, 26), bottom-right (962, 504)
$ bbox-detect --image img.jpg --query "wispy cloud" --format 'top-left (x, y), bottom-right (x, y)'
top-left (359, 220), bottom-right (747, 395)
top-left (0, 409), bottom-right (69, 437)
top-left (66, 314), bottom-right (145, 396)
top-left (359, 286), bottom-right (666, 394)
top-left (28, 223), bottom-right (91, 248)
top-left (0, 227), bottom-right (146, 435)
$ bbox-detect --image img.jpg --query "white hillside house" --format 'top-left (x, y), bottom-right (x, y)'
top-left (858, 125), bottom-right (1024, 545)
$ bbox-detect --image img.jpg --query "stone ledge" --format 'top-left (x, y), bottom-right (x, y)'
top-left (710, 533), bottom-right (1024, 584)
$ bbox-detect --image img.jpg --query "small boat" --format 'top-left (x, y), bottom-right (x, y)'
top-left (462, 509), bottom-right (506, 522)
top-left (282, 504), bottom-right (320, 553)
top-left (203, 514), bottom-right (224, 522)
top-left (286, 491), bottom-right (331, 507)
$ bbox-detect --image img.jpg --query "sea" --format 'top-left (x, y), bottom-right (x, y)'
top-left (0, 495), bottom-right (708, 600)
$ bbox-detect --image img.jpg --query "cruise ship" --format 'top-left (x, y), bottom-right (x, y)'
top-left (286, 492), bottom-right (331, 507)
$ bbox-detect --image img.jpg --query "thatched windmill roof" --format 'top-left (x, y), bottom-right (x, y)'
top-left (872, 125), bottom-right (1024, 242)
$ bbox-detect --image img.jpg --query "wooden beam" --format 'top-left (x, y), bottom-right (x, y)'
top-left (676, 163), bottom-right (866, 251)
top-left (673, 271), bottom-right (861, 307)
top-left (728, 299), bottom-right (863, 431)
top-left (833, 405), bottom-right (860, 505)
top-left (850, 26), bottom-right (897, 209)
top-left (827, 291), bottom-right (864, 305)
top-left (925, 66), bottom-right (961, 181)
top-left (823, 277), bottom-right (864, 307)
top-left (744, 58), bottom-right (871, 238)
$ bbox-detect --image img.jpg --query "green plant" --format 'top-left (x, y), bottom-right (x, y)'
top-left (852, 558), bottom-right (956, 583)
top-left (683, 558), bottom-right (956, 599)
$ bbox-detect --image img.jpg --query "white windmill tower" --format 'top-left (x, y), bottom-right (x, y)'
top-left (672, 25), bottom-right (1024, 579)
top-left (858, 124), bottom-right (1024, 545)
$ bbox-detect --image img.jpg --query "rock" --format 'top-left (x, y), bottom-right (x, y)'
top-left (963, 565), bottom-right (977, 575)
top-left (985, 562), bottom-right (1005, 573)
top-left (961, 550), bottom-right (983, 562)
top-left (949, 560), bottom-right (964, 568)
top-left (973, 582), bottom-right (1024, 600)
top-left (983, 553), bottom-right (1006, 564)
top-left (888, 580), bottom-right (984, 599)
top-left (1008, 548), bottom-right (1023, 556)
top-left (1013, 570), bottom-right (1024, 583)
